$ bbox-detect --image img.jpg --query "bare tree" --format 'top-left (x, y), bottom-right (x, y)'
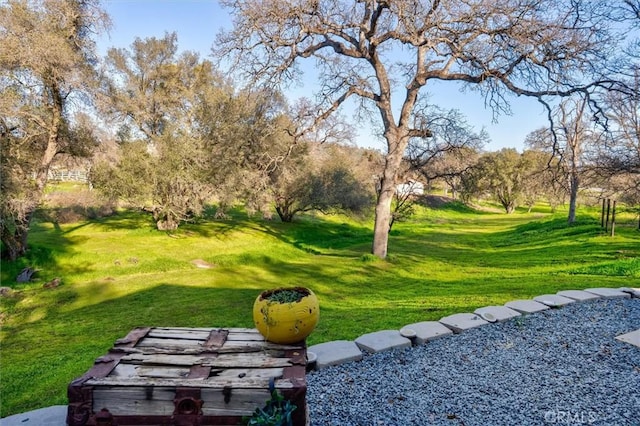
top-left (387, 107), bottom-right (484, 228)
top-left (429, 147), bottom-right (481, 199)
top-left (407, 107), bottom-right (486, 197)
top-left (216, 0), bottom-right (628, 258)
top-left (526, 98), bottom-right (601, 223)
top-left (599, 73), bottom-right (640, 176)
top-left (592, 71), bottom-right (640, 207)
top-left (0, 0), bottom-right (108, 260)
top-left (560, 99), bottom-right (596, 223)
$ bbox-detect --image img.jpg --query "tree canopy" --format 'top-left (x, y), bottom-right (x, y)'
top-left (0, 0), bottom-right (108, 260)
top-left (216, 0), bottom-right (635, 258)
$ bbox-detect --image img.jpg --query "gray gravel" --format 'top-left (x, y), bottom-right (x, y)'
top-left (307, 298), bottom-right (640, 426)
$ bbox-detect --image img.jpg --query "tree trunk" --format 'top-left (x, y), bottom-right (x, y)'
top-left (2, 230), bottom-right (23, 262)
top-left (275, 205), bottom-right (295, 223)
top-left (567, 173), bottom-right (579, 224)
top-left (372, 183), bottom-right (394, 258)
top-left (3, 78), bottom-right (64, 261)
top-left (372, 135), bottom-right (404, 259)
top-left (498, 194), bottom-right (515, 214)
top-left (38, 78), bottom-right (63, 191)
top-left (275, 198), bottom-right (296, 222)
top-left (1, 213), bottom-right (32, 261)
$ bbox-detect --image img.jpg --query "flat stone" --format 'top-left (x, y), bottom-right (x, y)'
top-left (615, 329), bottom-right (640, 348)
top-left (1, 405), bottom-right (67, 425)
top-left (533, 294), bottom-right (576, 307)
top-left (504, 299), bottom-right (550, 314)
top-left (619, 287), bottom-right (640, 298)
top-left (474, 306), bottom-right (522, 323)
top-left (584, 288), bottom-right (631, 299)
top-left (16, 266), bottom-right (35, 283)
top-left (438, 313), bottom-right (489, 333)
top-left (557, 289), bottom-right (601, 301)
top-left (401, 321), bottom-right (454, 345)
top-left (355, 330), bottom-right (412, 354)
top-left (399, 327), bottom-right (417, 339)
top-left (307, 340), bottom-right (363, 370)
top-left (306, 351), bottom-right (317, 364)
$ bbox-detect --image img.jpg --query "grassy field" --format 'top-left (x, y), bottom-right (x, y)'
top-left (1, 200), bottom-right (639, 417)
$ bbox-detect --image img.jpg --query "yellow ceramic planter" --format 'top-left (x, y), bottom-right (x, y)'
top-left (253, 287), bottom-right (320, 344)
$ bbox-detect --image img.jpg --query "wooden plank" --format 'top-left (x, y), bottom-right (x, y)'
top-left (119, 353), bottom-right (292, 368)
top-left (92, 387), bottom-right (175, 416)
top-left (152, 326), bottom-right (224, 332)
top-left (225, 331), bottom-right (265, 342)
top-left (121, 354), bottom-right (218, 366)
top-left (86, 376), bottom-right (296, 389)
top-left (220, 341), bottom-right (300, 351)
top-left (114, 341), bottom-right (302, 355)
top-left (226, 327), bottom-right (261, 334)
top-left (216, 367), bottom-right (283, 380)
top-left (200, 388), bottom-right (271, 416)
top-left (136, 338), bottom-right (204, 348)
top-left (136, 366), bottom-right (191, 379)
top-left (146, 329), bottom-right (210, 341)
top-left (138, 335), bottom-right (280, 350)
top-left (92, 387), bottom-right (272, 417)
top-left (110, 364), bottom-right (283, 380)
top-left (203, 353), bottom-right (292, 368)
top-left (111, 364), bottom-right (191, 379)
top-left (147, 327), bottom-right (259, 335)
top-left (109, 363), bottom-right (138, 378)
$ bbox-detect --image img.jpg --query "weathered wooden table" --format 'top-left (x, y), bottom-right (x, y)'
top-left (67, 327), bottom-right (308, 425)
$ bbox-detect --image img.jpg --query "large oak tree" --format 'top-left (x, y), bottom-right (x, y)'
top-left (216, 0), bottom-right (628, 258)
top-left (0, 0), bottom-right (107, 260)
top-left (99, 33), bottom-right (229, 230)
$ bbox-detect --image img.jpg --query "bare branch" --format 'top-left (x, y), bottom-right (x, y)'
top-left (216, 0), bottom-right (635, 258)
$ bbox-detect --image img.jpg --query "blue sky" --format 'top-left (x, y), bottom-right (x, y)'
top-left (97, 0), bottom-right (549, 152)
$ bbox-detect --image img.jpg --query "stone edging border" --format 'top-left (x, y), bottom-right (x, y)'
top-left (306, 287), bottom-right (640, 370)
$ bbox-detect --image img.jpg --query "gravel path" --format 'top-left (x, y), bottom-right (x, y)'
top-left (306, 298), bottom-right (640, 426)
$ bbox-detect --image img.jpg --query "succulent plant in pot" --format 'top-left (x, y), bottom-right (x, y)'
top-left (253, 287), bottom-right (320, 344)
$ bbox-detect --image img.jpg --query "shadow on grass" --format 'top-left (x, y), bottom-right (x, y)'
top-left (255, 217), bottom-right (373, 256)
top-left (391, 214), bottom-right (640, 272)
top-left (1, 219), bottom-right (93, 288)
top-left (0, 283), bottom-right (259, 417)
top-left (3, 255), bottom-right (638, 420)
top-left (0, 274), bottom-right (561, 416)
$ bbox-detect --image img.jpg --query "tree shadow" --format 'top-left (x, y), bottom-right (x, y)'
top-left (389, 213), bottom-right (640, 272)
top-left (255, 216), bottom-right (373, 257)
top-left (0, 283), bottom-right (261, 416)
top-left (1, 218), bottom-right (93, 287)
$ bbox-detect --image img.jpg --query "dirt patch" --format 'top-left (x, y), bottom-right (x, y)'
top-left (41, 189), bottom-right (115, 223)
top-left (419, 195), bottom-right (456, 208)
top-left (191, 259), bottom-right (215, 269)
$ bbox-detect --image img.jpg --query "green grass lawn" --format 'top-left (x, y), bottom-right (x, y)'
top-left (1, 202), bottom-right (639, 417)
